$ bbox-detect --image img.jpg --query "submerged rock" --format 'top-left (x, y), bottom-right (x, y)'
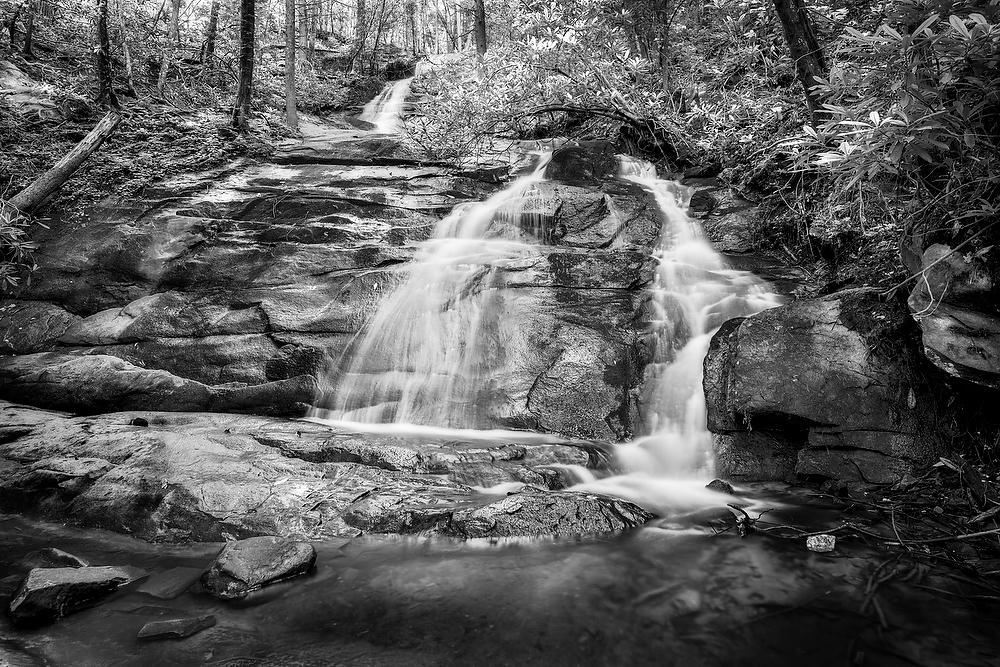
top-left (137, 615), bottom-right (217, 641)
top-left (705, 289), bottom-right (944, 484)
top-left (442, 489), bottom-right (653, 538)
top-left (705, 479), bottom-right (734, 495)
top-left (18, 548), bottom-right (89, 570)
top-left (8, 565), bottom-right (147, 626)
top-left (201, 536), bottom-right (317, 600)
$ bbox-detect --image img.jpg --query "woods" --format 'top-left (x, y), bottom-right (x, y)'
top-left (1, 0), bottom-right (997, 300)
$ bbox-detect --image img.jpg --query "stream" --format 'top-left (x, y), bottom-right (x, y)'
top-left (2, 78), bottom-right (999, 666)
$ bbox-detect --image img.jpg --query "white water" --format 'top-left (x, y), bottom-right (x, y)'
top-left (570, 158), bottom-right (780, 512)
top-left (310, 147), bottom-right (781, 515)
top-left (358, 77), bottom-right (414, 133)
top-left (310, 153), bottom-right (553, 427)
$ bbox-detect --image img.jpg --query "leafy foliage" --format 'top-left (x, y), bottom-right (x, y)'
top-left (778, 1), bottom-right (999, 282)
top-left (0, 199), bottom-right (36, 291)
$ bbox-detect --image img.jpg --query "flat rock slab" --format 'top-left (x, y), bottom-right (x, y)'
top-left (137, 615), bottom-right (217, 641)
top-left (0, 401), bottom-right (617, 542)
top-left (202, 537), bottom-right (316, 600)
top-left (8, 565), bottom-right (147, 626)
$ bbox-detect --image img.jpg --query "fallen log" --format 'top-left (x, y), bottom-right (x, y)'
top-left (7, 111), bottom-right (122, 214)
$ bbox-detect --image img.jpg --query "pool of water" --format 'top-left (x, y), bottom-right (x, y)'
top-left (2, 485), bottom-right (997, 666)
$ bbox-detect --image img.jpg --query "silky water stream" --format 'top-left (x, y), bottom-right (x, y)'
top-left (358, 77), bottom-right (415, 134)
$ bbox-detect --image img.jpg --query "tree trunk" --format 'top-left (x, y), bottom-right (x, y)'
top-left (9, 112), bottom-right (122, 213)
top-left (7, 6), bottom-right (20, 47)
top-left (771, 0), bottom-right (826, 119)
top-left (22, 0), bottom-right (34, 57)
top-left (114, 0), bottom-right (137, 96)
top-left (202, 0), bottom-right (220, 63)
top-left (157, 0), bottom-right (181, 95)
top-left (352, 0), bottom-right (366, 71)
top-left (232, 0), bottom-right (256, 130)
top-left (472, 0), bottom-right (486, 56)
top-left (285, 0), bottom-right (298, 128)
top-left (95, 0), bottom-right (119, 107)
top-left (298, 0), bottom-right (309, 61)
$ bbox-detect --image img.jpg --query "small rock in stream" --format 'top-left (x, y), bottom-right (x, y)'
top-left (8, 565), bottom-right (148, 626)
top-left (806, 535), bottom-right (836, 553)
top-left (137, 615), bottom-right (217, 641)
top-left (135, 566), bottom-right (204, 600)
top-left (705, 479), bottom-right (735, 495)
top-left (201, 536), bottom-right (316, 600)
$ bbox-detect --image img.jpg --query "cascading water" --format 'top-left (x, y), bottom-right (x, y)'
top-left (310, 153), bottom-right (554, 428)
top-left (358, 77), bottom-right (414, 134)
top-left (570, 158), bottom-right (781, 511)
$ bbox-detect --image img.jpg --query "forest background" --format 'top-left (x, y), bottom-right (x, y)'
top-left (0, 0), bottom-right (997, 301)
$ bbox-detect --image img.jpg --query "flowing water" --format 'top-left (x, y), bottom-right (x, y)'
top-left (310, 153), bottom-right (553, 428)
top-left (358, 77), bottom-right (415, 133)
top-left (312, 150), bottom-right (780, 514)
top-left (570, 159), bottom-right (780, 512)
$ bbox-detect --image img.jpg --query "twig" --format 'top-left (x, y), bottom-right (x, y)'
top-left (884, 526), bottom-right (1000, 546)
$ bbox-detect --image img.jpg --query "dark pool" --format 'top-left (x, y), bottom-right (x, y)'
top-left (1, 485), bottom-right (997, 666)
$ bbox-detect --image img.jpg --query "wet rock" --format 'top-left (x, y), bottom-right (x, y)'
top-left (442, 489), bottom-right (653, 538)
top-left (201, 537), bottom-right (317, 600)
top-left (907, 244), bottom-right (1000, 389)
top-left (0, 402), bottom-right (604, 542)
top-left (0, 353), bottom-right (212, 414)
top-left (705, 479), bottom-right (734, 495)
top-left (18, 548), bottom-right (89, 570)
top-left (686, 179), bottom-right (760, 254)
top-left (546, 141), bottom-right (620, 185)
top-left (344, 494), bottom-right (456, 534)
top-left (705, 289), bottom-right (944, 483)
top-left (137, 615), bottom-right (216, 641)
top-left (135, 567), bottom-right (204, 599)
top-left (8, 565), bottom-right (147, 626)
top-left (0, 301), bottom-right (80, 354)
top-left (0, 353), bottom-right (316, 417)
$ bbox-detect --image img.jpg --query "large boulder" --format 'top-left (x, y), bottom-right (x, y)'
top-left (8, 566), bottom-right (146, 626)
top-left (201, 536), bottom-right (316, 600)
top-left (907, 244), bottom-right (1000, 389)
top-left (704, 289), bottom-right (944, 483)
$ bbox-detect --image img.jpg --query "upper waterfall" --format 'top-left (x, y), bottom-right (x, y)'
top-left (358, 77), bottom-right (414, 134)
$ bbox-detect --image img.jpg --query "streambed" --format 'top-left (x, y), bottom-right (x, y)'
top-left (2, 484), bottom-right (995, 667)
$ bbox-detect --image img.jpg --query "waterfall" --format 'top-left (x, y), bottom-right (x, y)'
top-left (358, 77), bottom-right (414, 134)
top-left (570, 158), bottom-right (781, 511)
top-left (309, 153), bottom-right (553, 428)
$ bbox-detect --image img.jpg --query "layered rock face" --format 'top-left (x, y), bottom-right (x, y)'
top-left (0, 400), bottom-right (645, 541)
top-left (705, 289), bottom-right (945, 484)
top-left (0, 138), bottom-right (662, 440)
